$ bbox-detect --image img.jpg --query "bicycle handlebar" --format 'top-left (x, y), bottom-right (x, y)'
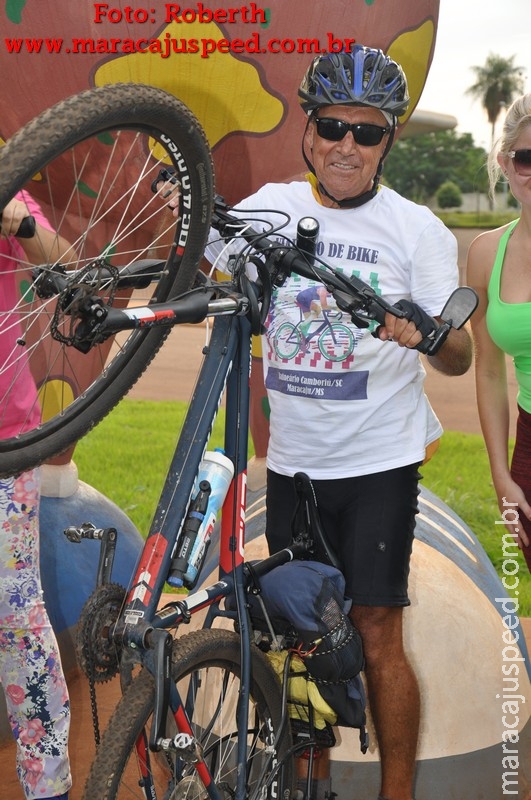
top-left (211, 198), bottom-right (399, 328)
top-left (0, 213), bottom-right (36, 238)
top-left (36, 195), bottom-right (477, 356)
top-left (210, 196), bottom-right (478, 356)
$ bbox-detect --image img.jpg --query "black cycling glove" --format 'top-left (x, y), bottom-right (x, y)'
top-left (393, 299), bottom-right (437, 339)
top-left (391, 298), bottom-right (453, 355)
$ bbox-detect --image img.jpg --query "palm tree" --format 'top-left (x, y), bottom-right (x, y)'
top-left (466, 53), bottom-right (525, 144)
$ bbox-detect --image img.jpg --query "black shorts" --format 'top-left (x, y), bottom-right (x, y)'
top-left (265, 465), bottom-right (421, 607)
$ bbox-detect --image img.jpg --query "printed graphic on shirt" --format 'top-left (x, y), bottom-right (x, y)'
top-left (265, 273), bottom-right (376, 400)
top-left (273, 284), bottom-right (356, 362)
top-left (266, 366), bottom-right (368, 401)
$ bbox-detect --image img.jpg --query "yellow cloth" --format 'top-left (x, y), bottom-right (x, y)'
top-left (266, 650), bottom-right (337, 728)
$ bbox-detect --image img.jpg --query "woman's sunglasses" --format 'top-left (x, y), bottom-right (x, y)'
top-left (314, 117), bottom-right (390, 146)
top-left (508, 149), bottom-right (531, 176)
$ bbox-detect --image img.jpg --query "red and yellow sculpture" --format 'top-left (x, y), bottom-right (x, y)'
top-left (1, 0), bottom-right (439, 200)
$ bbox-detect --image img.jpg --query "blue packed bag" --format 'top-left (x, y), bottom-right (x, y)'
top-left (247, 559), bottom-right (367, 736)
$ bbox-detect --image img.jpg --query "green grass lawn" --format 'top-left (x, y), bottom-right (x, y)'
top-left (420, 432), bottom-right (530, 615)
top-left (437, 210), bottom-right (520, 228)
top-left (73, 399), bottom-right (530, 616)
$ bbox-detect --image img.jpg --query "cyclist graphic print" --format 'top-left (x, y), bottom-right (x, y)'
top-left (267, 275), bottom-right (366, 398)
top-left (273, 284), bottom-right (357, 361)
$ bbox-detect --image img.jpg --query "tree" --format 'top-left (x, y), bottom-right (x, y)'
top-left (436, 181), bottom-right (462, 209)
top-left (466, 53), bottom-right (525, 144)
top-left (384, 130), bottom-right (487, 204)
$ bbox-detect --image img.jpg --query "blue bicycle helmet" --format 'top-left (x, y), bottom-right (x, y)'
top-left (298, 46), bottom-right (409, 208)
top-left (298, 45), bottom-right (409, 120)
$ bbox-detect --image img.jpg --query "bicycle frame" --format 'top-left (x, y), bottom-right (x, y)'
top-left (62, 269), bottom-right (321, 799)
top-left (107, 304), bottom-right (261, 800)
top-left (57, 198), bottom-right (478, 800)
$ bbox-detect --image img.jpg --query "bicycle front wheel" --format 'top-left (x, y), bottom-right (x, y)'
top-left (0, 82), bottom-right (214, 476)
top-left (83, 629), bottom-right (294, 800)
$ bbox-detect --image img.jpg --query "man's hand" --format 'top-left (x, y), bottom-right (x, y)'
top-left (377, 299), bottom-right (438, 349)
top-left (378, 312), bottom-right (423, 348)
top-left (377, 303), bottom-right (431, 349)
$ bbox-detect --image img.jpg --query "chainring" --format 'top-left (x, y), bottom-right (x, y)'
top-left (75, 582), bottom-right (126, 682)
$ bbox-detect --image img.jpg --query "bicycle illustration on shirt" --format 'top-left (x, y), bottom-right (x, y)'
top-left (272, 285), bottom-right (356, 362)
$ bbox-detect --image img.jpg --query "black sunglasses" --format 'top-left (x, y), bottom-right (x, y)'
top-left (314, 117), bottom-right (390, 146)
top-left (508, 149), bottom-right (531, 175)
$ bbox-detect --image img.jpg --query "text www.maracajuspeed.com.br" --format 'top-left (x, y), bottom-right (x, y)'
top-left (3, 32), bottom-right (357, 60)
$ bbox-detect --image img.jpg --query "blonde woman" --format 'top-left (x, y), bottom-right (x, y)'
top-left (467, 93), bottom-right (531, 573)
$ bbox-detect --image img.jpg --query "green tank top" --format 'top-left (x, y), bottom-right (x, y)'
top-left (486, 218), bottom-right (531, 412)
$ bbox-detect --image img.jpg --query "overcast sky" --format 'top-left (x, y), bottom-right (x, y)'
top-left (419, 0), bottom-right (531, 149)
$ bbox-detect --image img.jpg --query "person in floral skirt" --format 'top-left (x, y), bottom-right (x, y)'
top-left (0, 193), bottom-right (72, 800)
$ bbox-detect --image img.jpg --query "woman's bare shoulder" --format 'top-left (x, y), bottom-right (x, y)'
top-left (466, 222), bottom-right (514, 285)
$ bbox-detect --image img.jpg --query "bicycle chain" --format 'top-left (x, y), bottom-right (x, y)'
top-left (75, 583), bottom-right (127, 745)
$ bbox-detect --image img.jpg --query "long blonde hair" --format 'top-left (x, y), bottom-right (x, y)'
top-left (487, 93), bottom-right (531, 200)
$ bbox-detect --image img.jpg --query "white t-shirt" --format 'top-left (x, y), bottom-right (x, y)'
top-left (206, 181), bottom-right (458, 479)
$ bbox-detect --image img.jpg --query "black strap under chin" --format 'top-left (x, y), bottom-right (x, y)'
top-left (317, 180), bottom-right (378, 209)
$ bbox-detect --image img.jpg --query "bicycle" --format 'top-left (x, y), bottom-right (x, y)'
top-left (273, 306), bottom-right (357, 362)
top-left (0, 83), bottom-right (478, 800)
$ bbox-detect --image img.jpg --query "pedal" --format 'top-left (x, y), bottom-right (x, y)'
top-left (64, 522), bottom-right (117, 586)
top-left (157, 732), bottom-right (202, 761)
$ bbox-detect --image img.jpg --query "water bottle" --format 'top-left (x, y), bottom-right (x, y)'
top-left (184, 449), bottom-right (234, 587)
top-left (168, 449), bottom-right (234, 589)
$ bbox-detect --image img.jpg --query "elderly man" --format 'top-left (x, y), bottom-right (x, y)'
top-left (204, 44), bottom-right (472, 800)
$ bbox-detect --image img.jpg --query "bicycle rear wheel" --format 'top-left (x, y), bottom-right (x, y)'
top-left (83, 629), bottom-right (294, 800)
top-left (0, 82), bottom-right (214, 476)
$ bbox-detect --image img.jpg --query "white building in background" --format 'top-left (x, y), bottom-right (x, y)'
top-left (404, 108), bottom-right (457, 137)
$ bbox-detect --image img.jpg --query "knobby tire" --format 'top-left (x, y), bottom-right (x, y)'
top-left (82, 629), bottom-right (294, 800)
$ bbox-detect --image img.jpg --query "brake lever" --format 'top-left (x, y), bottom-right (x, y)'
top-left (331, 285), bottom-right (408, 330)
top-left (211, 195), bottom-right (251, 241)
top-left (330, 274), bottom-right (446, 353)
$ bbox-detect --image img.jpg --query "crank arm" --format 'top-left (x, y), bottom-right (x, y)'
top-left (149, 629), bottom-right (174, 751)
